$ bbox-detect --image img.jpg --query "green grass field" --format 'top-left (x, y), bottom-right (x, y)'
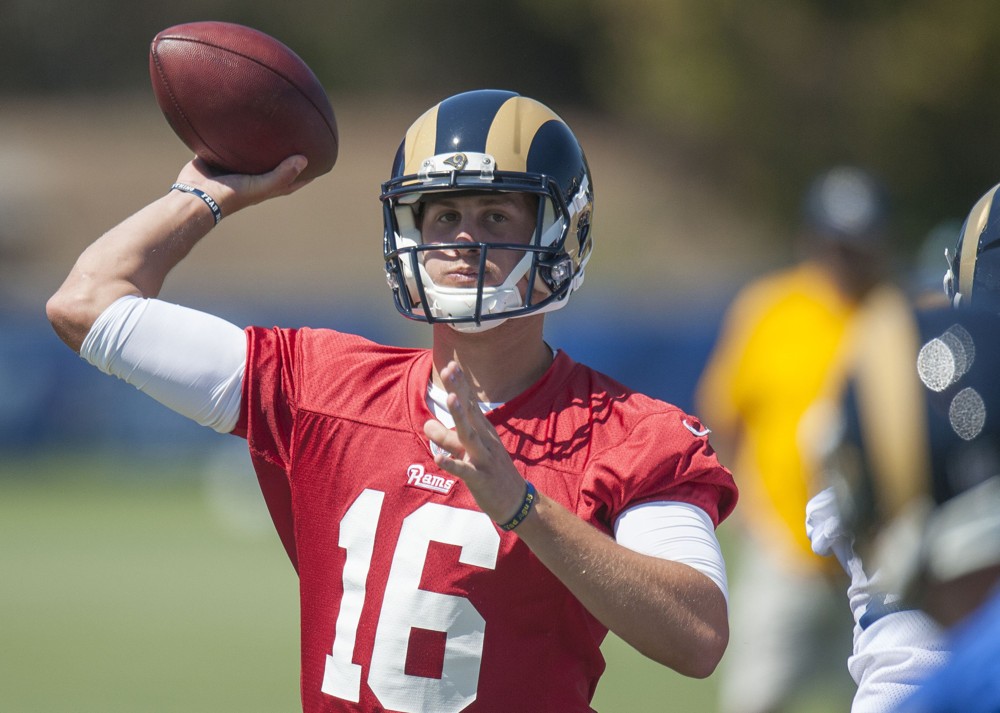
top-left (0, 453), bottom-right (846, 712)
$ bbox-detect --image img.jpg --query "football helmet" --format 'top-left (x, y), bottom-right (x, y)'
top-left (823, 305), bottom-right (1000, 604)
top-left (380, 89), bottom-right (594, 332)
top-left (944, 181), bottom-right (1000, 312)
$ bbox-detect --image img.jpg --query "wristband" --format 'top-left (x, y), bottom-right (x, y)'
top-left (498, 481), bottom-right (537, 531)
top-left (171, 182), bottom-right (222, 225)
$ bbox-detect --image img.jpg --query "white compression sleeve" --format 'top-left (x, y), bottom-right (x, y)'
top-left (614, 501), bottom-right (729, 602)
top-left (79, 295), bottom-right (247, 433)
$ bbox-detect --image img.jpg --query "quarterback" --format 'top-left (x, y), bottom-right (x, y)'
top-left (47, 89), bottom-right (737, 712)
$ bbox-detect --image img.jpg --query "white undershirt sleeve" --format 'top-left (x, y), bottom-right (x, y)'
top-left (79, 295), bottom-right (247, 433)
top-left (614, 501), bottom-right (729, 602)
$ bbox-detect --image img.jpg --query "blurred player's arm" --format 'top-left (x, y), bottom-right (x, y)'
top-left (806, 488), bottom-right (948, 712)
top-left (46, 156), bottom-right (308, 352)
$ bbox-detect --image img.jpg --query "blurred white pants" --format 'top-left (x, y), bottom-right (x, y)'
top-left (718, 533), bottom-right (854, 713)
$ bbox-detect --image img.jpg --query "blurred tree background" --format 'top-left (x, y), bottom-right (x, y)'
top-left (5, 0), bottom-right (1000, 252)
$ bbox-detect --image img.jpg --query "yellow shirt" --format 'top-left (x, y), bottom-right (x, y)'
top-left (697, 262), bottom-right (857, 571)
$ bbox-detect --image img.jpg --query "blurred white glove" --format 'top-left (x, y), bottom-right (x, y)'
top-left (806, 485), bottom-right (855, 568)
top-left (806, 487), bottom-right (879, 627)
top-left (805, 487), bottom-right (948, 713)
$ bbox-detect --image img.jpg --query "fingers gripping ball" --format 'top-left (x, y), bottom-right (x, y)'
top-left (149, 21), bottom-right (338, 181)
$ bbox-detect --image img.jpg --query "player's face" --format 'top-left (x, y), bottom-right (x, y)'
top-left (418, 192), bottom-right (538, 288)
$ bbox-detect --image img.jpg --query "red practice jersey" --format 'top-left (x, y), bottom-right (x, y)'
top-left (233, 327), bottom-right (737, 713)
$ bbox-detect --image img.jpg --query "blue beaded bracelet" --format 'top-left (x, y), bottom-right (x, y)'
top-left (499, 481), bottom-right (537, 531)
top-left (171, 182), bottom-right (223, 225)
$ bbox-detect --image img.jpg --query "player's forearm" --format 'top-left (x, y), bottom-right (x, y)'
top-left (46, 190), bottom-right (216, 352)
top-left (515, 493), bottom-right (729, 678)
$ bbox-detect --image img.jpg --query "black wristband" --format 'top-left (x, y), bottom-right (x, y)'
top-left (171, 182), bottom-right (222, 225)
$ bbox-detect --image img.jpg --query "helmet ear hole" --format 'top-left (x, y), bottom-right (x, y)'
top-left (538, 256), bottom-right (574, 294)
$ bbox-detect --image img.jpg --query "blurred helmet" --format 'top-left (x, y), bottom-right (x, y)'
top-left (944, 182), bottom-right (1000, 312)
top-left (802, 165), bottom-right (889, 245)
top-left (380, 89), bottom-right (594, 332)
top-left (824, 305), bottom-right (1000, 604)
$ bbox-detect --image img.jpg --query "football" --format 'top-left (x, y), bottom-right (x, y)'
top-left (149, 21), bottom-right (338, 181)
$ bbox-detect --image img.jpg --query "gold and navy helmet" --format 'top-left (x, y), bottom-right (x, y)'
top-left (825, 304), bottom-right (1000, 605)
top-left (379, 89), bottom-right (594, 332)
top-left (944, 182), bottom-right (1000, 312)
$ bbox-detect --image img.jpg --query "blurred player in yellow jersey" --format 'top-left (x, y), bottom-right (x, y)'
top-left (697, 166), bottom-right (896, 713)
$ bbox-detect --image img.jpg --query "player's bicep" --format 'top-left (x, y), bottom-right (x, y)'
top-left (80, 295), bottom-right (246, 433)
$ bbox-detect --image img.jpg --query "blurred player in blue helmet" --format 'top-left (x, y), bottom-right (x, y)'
top-left (809, 304), bottom-right (1000, 713)
top-left (807, 181), bottom-right (1000, 712)
top-left (944, 181), bottom-right (1000, 313)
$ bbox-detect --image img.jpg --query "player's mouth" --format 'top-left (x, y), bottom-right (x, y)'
top-left (440, 270), bottom-right (481, 288)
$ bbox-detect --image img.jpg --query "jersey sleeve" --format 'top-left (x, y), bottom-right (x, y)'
top-left (231, 326), bottom-right (300, 469)
top-left (231, 325), bottom-right (303, 567)
top-left (231, 325), bottom-right (407, 569)
top-left (850, 610), bottom-right (948, 713)
top-left (584, 407), bottom-right (738, 528)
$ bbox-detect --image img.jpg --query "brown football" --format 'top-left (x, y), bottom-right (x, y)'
top-left (149, 21), bottom-right (338, 180)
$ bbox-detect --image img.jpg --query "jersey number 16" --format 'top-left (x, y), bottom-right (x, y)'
top-left (322, 488), bottom-right (500, 712)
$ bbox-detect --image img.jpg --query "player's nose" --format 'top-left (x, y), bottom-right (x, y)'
top-left (449, 213), bottom-right (475, 239)
top-left (452, 223), bottom-right (479, 248)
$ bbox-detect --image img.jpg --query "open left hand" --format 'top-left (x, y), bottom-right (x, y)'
top-left (423, 361), bottom-right (531, 525)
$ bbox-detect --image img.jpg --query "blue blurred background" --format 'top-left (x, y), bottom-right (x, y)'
top-left (1, 293), bottom-right (725, 454)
